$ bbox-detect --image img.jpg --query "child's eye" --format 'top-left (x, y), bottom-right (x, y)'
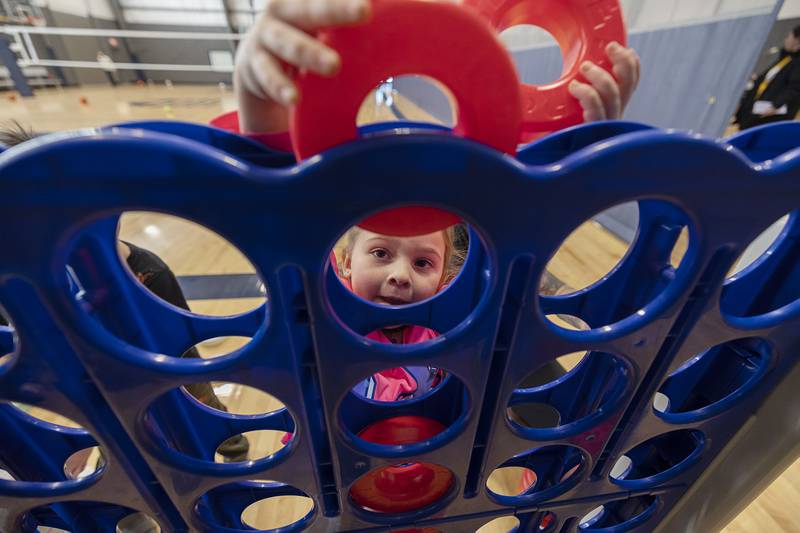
top-left (415, 258), bottom-right (433, 268)
top-left (371, 249), bottom-right (389, 259)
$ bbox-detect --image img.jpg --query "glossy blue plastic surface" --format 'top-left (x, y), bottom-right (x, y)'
top-left (1, 119), bottom-right (799, 532)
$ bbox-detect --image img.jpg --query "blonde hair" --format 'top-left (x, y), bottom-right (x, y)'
top-left (338, 224), bottom-right (467, 288)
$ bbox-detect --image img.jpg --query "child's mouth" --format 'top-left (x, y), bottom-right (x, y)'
top-left (376, 296), bottom-right (410, 306)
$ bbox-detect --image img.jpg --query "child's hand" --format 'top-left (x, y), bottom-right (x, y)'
top-left (568, 42), bottom-right (640, 122)
top-left (234, 0), bottom-right (370, 133)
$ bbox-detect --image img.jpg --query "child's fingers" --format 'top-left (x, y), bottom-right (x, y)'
top-left (579, 61), bottom-right (620, 119)
top-left (258, 17), bottom-right (341, 75)
top-left (250, 48), bottom-right (298, 105)
top-left (607, 42), bottom-right (640, 108)
top-left (235, 44), bottom-right (269, 100)
top-left (236, 61), bottom-right (267, 101)
top-left (569, 80), bottom-right (606, 122)
top-left (266, 0), bottom-right (370, 30)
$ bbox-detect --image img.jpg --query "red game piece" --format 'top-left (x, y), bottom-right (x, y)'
top-left (291, 0), bottom-right (522, 236)
top-left (358, 415), bottom-right (445, 445)
top-left (356, 207), bottom-right (462, 238)
top-left (350, 416), bottom-right (454, 513)
top-left (350, 461), bottom-right (454, 513)
top-left (462, 0), bottom-right (627, 141)
top-left (291, 0), bottom-right (521, 159)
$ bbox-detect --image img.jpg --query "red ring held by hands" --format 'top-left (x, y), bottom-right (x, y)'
top-left (291, 0), bottom-right (522, 159)
top-left (462, 0), bottom-right (626, 142)
top-left (291, 0), bottom-right (522, 236)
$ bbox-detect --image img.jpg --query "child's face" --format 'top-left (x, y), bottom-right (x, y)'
top-left (346, 229), bottom-right (446, 305)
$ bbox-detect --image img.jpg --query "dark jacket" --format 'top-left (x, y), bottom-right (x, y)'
top-left (736, 49), bottom-right (800, 129)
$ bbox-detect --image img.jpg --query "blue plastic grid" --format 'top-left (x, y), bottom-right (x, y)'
top-left (0, 119), bottom-right (798, 532)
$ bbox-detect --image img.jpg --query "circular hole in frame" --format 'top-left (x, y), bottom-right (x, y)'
top-left (117, 211), bottom-right (267, 317)
top-left (507, 352), bottom-right (630, 436)
top-left (477, 516), bottom-right (520, 533)
top-left (146, 385), bottom-right (293, 466)
top-left (195, 481), bottom-right (314, 531)
top-left (349, 462), bottom-right (455, 515)
top-left (340, 366), bottom-right (468, 454)
top-left (499, 25), bottom-right (564, 85)
top-left (542, 201), bottom-right (690, 331)
top-left (64, 446), bottom-right (106, 480)
top-left (610, 430), bottom-right (705, 488)
top-left (1, 404), bottom-right (106, 485)
top-left (327, 217), bottom-right (478, 345)
top-left (241, 494), bottom-right (315, 531)
top-left (578, 495), bottom-right (658, 531)
top-left (486, 445), bottom-right (586, 503)
top-left (331, 219), bottom-right (468, 308)
top-left (654, 337), bottom-right (771, 422)
top-left (357, 74), bottom-right (457, 129)
top-left (540, 202), bottom-right (637, 296)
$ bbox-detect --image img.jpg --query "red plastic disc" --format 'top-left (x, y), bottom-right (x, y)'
top-left (356, 207), bottom-right (462, 238)
top-left (358, 415), bottom-right (446, 445)
top-left (462, 0), bottom-right (626, 141)
top-left (291, 0), bottom-right (522, 236)
top-left (351, 416), bottom-right (453, 513)
top-left (209, 109), bottom-right (239, 131)
top-left (539, 512), bottom-right (556, 529)
top-left (350, 461), bottom-right (454, 513)
top-left (291, 0), bottom-right (521, 159)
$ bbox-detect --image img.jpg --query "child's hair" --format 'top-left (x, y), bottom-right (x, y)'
top-left (339, 223), bottom-right (467, 287)
top-left (0, 121), bottom-right (37, 148)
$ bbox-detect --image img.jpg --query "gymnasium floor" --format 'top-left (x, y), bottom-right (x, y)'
top-left (2, 84), bottom-right (799, 532)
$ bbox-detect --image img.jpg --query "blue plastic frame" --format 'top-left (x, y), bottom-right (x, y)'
top-left (0, 119), bottom-right (799, 532)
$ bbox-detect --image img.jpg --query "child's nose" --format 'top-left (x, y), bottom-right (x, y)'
top-left (388, 263), bottom-right (412, 286)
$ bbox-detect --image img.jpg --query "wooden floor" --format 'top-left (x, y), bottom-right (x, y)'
top-left (2, 84), bottom-right (799, 532)
top-left (1, 84), bottom-right (238, 131)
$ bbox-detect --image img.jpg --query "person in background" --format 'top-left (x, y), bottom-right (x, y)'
top-left (735, 25), bottom-right (800, 130)
top-left (96, 51), bottom-right (118, 86)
